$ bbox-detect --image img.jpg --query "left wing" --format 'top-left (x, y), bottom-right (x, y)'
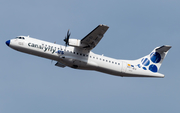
top-left (81, 24), bottom-right (109, 50)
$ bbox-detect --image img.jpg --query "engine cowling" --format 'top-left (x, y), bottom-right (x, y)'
top-left (68, 39), bottom-right (86, 47)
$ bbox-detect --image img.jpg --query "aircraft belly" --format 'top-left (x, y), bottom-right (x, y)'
top-left (96, 67), bottom-right (123, 76)
top-left (122, 72), bottom-right (164, 77)
top-left (96, 62), bottom-right (123, 76)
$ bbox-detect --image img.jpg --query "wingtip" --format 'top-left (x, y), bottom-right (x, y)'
top-left (163, 45), bottom-right (172, 48)
top-left (99, 24), bottom-right (109, 28)
top-left (162, 45), bottom-right (172, 51)
top-left (155, 45), bottom-right (172, 53)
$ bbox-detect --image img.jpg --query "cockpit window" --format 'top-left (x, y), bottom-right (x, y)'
top-left (16, 37), bottom-right (25, 39)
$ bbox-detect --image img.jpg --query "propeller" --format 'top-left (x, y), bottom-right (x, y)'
top-left (64, 29), bottom-right (71, 46)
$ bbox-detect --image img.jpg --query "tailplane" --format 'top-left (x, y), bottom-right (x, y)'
top-left (135, 45), bottom-right (171, 73)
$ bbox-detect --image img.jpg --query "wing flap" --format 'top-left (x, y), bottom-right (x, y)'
top-left (55, 62), bottom-right (66, 68)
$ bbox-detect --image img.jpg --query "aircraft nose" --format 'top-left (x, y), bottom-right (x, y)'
top-left (6, 40), bottom-right (10, 46)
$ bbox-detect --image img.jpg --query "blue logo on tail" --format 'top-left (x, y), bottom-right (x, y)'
top-left (137, 52), bottom-right (161, 73)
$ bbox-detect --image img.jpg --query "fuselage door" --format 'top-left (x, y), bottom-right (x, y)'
top-left (122, 62), bottom-right (127, 73)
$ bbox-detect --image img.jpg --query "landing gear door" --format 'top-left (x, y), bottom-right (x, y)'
top-left (122, 62), bottom-right (127, 73)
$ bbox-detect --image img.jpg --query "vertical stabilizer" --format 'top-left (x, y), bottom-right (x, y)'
top-left (136, 45), bottom-right (171, 73)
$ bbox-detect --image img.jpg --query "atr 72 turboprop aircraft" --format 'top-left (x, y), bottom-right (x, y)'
top-left (6, 24), bottom-right (171, 78)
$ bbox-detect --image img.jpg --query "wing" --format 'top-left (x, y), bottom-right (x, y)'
top-left (81, 24), bottom-right (109, 50)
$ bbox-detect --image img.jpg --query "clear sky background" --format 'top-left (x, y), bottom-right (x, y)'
top-left (1, 0), bottom-right (180, 113)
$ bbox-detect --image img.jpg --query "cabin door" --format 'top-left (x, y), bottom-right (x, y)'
top-left (122, 62), bottom-right (127, 73)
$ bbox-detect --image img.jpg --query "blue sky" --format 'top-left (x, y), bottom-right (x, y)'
top-left (1, 0), bottom-right (180, 113)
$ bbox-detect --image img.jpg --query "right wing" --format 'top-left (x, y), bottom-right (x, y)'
top-left (80, 24), bottom-right (109, 50)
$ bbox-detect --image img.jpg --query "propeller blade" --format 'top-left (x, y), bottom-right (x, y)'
top-left (64, 29), bottom-right (71, 46)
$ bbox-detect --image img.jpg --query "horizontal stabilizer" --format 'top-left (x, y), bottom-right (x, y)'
top-left (156, 45), bottom-right (171, 54)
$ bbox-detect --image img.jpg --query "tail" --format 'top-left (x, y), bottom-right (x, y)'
top-left (135, 45), bottom-right (171, 73)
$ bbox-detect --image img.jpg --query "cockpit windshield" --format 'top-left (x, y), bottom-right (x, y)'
top-left (15, 37), bottom-right (25, 39)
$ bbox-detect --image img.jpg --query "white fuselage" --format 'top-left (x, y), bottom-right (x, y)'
top-left (7, 36), bottom-right (165, 78)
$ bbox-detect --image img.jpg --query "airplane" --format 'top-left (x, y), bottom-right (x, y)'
top-left (5, 24), bottom-right (171, 78)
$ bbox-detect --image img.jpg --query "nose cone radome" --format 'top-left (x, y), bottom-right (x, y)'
top-left (6, 40), bottom-right (10, 46)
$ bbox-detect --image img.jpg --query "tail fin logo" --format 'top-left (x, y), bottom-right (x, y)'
top-left (150, 52), bottom-right (161, 63)
top-left (141, 58), bottom-right (150, 66)
top-left (136, 45), bottom-right (171, 73)
top-left (138, 52), bottom-right (160, 73)
top-left (149, 64), bottom-right (158, 72)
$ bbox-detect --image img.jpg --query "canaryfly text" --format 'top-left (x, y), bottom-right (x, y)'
top-left (28, 42), bottom-right (64, 55)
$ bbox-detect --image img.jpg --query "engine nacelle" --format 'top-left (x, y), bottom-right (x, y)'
top-left (68, 39), bottom-right (86, 47)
